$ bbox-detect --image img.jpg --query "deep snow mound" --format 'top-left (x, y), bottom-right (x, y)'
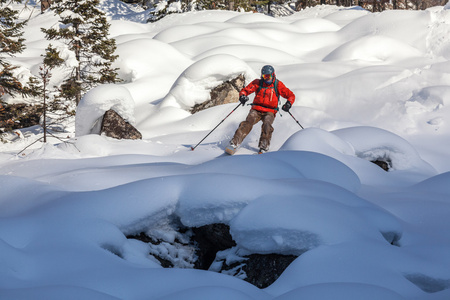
top-left (280, 126), bottom-right (437, 176)
top-left (332, 126), bottom-right (436, 173)
top-left (159, 55), bottom-right (257, 110)
top-left (323, 35), bottom-right (423, 63)
top-left (76, 84), bottom-right (135, 136)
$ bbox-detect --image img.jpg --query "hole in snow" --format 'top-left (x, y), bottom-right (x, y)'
top-left (125, 219), bottom-right (300, 288)
top-left (371, 158), bottom-right (392, 171)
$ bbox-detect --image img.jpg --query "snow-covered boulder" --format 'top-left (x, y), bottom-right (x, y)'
top-left (280, 126), bottom-right (438, 185)
top-left (75, 84), bottom-right (135, 137)
top-left (190, 74), bottom-right (245, 114)
top-left (230, 186), bottom-right (402, 255)
top-left (159, 54), bottom-right (257, 111)
top-left (332, 126), bottom-right (436, 173)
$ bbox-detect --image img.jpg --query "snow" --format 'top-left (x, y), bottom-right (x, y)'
top-left (1, 1), bottom-right (450, 299)
top-left (76, 84), bottom-right (136, 136)
top-left (159, 54), bottom-right (257, 110)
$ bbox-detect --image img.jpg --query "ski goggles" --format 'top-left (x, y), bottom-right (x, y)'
top-left (262, 74), bottom-right (272, 80)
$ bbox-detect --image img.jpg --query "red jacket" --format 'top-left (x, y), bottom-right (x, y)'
top-left (239, 77), bottom-right (295, 114)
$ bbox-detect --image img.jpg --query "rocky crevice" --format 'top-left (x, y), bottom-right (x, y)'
top-left (126, 222), bottom-right (299, 288)
top-left (371, 158), bottom-right (392, 171)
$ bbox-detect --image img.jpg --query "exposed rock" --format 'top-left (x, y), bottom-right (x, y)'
top-left (191, 223), bottom-right (236, 270)
top-left (371, 159), bottom-right (391, 171)
top-left (100, 109), bottom-right (142, 140)
top-left (190, 74), bottom-right (245, 114)
top-left (126, 228), bottom-right (196, 269)
top-left (126, 222), bottom-right (299, 289)
top-left (214, 250), bottom-right (299, 288)
top-left (242, 254), bottom-right (298, 288)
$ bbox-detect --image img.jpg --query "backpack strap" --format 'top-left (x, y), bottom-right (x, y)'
top-left (257, 79), bottom-right (280, 104)
top-left (273, 78), bottom-right (279, 100)
top-left (257, 79), bottom-right (279, 98)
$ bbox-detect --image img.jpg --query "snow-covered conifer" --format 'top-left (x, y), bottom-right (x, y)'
top-left (41, 0), bottom-right (120, 105)
top-left (0, 0), bottom-right (32, 101)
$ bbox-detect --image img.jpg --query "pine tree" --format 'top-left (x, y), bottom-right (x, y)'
top-left (0, 0), bottom-right (31, 101)
top-left (41, 0), bottom-right (120, 105)
top-left (0, 0), bottom-right (42, 134)
top-left (38, 45), bottom-right (74, 140)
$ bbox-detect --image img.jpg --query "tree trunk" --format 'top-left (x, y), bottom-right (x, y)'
top-left (74, 23), bottom-right (82, 106)
top-left (43, 77), bottom-right (47, 143)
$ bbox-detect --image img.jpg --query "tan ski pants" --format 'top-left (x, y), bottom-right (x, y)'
top-left (231, 109), bottom-right (275, 150)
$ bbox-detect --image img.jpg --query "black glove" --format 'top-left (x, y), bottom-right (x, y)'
top-left (282, 101), bottom-right (292, 112)
top-left (239, 95), bottom-right (249, 105)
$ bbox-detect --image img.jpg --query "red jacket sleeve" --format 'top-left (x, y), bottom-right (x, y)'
top-left (239, 79), bottom-right (260, 97)
top-left (277, 80), bottom-right (295, 105)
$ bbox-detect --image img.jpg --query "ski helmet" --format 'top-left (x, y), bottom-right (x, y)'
top-left (261, 65), bottom-right (275, 83)
top-left (261, 65), bottom-right (274, 76)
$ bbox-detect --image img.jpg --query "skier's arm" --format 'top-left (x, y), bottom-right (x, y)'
top-left (278, 81), bottom-right (295, 105)
top-left (239, 79), bottom-right (259, 97)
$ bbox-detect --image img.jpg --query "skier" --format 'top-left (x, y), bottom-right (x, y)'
top-left (225, 65), bottom-right (295, 155)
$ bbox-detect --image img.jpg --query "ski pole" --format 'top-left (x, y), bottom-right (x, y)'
top-left (288, 111), bottom-right (304, 129)
top-left (191, 102), bottom-right (242, 151)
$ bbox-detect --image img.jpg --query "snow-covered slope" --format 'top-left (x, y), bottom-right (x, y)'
top-left (1, 1), bottom-right (450, 299)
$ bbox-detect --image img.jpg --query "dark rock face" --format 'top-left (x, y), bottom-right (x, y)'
top-left (371, 159), bottom-right (391, 171)
top-left (214, 251), bottom-right (300, 288)
top-left (126, 226), bottom-right (196, 269)
top-left (191, 223), bottom-right (237, 270)
top-left (100, 109), bottom-right (142, 140)
top-left (242, 254), bottom-right (298, 288)
top-left (127, 222), bottom-right (299, 289)
top-left (190, 74), bottom-right (245, 114)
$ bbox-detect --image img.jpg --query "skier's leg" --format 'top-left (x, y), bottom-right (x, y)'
top-left (231, 110), bottom-right (261, 147)
top-left (258, 112), bottom-right (275, 151)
